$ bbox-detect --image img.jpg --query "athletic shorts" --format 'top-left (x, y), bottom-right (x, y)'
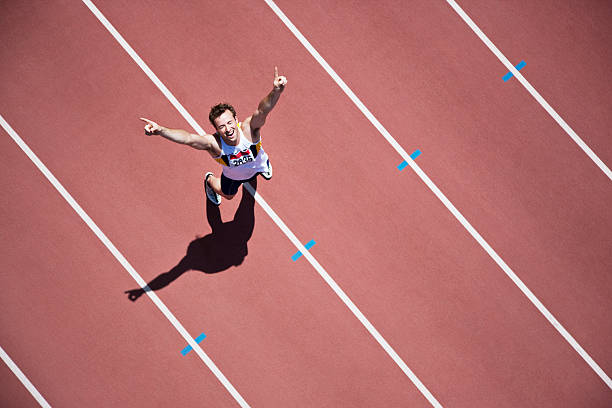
top-left (220, 173), bottom-right (257, 196)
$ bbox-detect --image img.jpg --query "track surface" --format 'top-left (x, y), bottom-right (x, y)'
top-left (1, 1), bottom-right (611, 407)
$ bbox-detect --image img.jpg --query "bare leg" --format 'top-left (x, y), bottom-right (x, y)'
top-left (207, 174), bottom-right (235, 200)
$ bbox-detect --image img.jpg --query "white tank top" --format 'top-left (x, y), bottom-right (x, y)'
top-left (212, 123), bottom-right (269, 181)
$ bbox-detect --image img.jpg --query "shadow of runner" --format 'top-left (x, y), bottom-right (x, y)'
top-left (125, 178), bottom-right (257, 301)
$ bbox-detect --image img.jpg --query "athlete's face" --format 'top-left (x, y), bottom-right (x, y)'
top-left (213, 110), bottom-right (239, 144)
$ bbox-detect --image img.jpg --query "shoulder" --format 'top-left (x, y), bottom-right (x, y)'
top-left (188, 132), bottom-right (209, 146)
top-left (188, 132), bottom-right (221, 153)
top-left (205, 133), bottom-right (222, 156)
top-left (241, 117), bottom-right (260, 143)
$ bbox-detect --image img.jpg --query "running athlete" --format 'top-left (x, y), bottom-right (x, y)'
top-left (140, 67), bottom-right (287, 205)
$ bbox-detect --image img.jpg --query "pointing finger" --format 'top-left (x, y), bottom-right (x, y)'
top-left (274, 66), bottom-right (278, 78)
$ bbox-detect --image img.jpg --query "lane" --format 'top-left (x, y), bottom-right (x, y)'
top-left (0, 1), bottom-right (434, 406)
top-left (82, 0), bottom-right (439, 403)
top-left (88, 0), bottom-right (612, 406)
top-left (457, 0), bottom-right (612, 172)
top-left (270, 0), bottom-right (612, 387)
top-left (0, 126), bottom-right (236, 406)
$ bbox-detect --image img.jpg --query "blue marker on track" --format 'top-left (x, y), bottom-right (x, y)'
top-left (292, 239), bottom-right (316, 261)
top-left (181, 332), bottom-right (207, 356)
top-left (398, 149), bottom-right (421, 170)
top-left (503, 60), bottom-right (526, 82)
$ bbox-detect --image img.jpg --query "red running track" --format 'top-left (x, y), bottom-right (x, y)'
top-left (1, 0), bottom-right (611, 407)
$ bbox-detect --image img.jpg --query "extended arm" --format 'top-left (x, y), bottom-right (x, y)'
top-left (140, 118), bottom-right (211, 150)
top-left (249, 67), bottom-right (287, 130)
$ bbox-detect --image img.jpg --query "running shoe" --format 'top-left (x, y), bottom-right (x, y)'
top-left (204, 172), bottom-right (221, 205)
top-left (261, 160), bottom-right (273, 180)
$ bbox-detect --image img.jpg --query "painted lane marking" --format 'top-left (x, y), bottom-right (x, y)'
top-left (263, 0), bottom-right (612, 392)
top-left (292, 239), bottom-right (316, 261)
top-left (81, 0), bottom-right (440, 405)
top-left (80, 2), bottom-right (250, 407)
top-left (503, 60), bottom-right (526, 82)
top-left (446, 0), bottom-right (610, 180)
top-left (0, 345), bottom-right (51, 408)
top-left (182, 333), bottom-right (207, 356)
top-left (1, 111), bottom-right (249, 408)
top-left (398, 150), bottom-right (422, 170)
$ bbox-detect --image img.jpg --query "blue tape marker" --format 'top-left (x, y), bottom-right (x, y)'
top-left (398, 150), bottom-right (422, 170)
top-left (503, 60), bottom-right (526, 82)
top-left (292, 239), bottom-right (316, 261)
top-left (181, 332), bottom-right (207, 356)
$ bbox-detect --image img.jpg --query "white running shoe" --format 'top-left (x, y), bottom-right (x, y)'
top-left (261, 160), bottom-right (272, 180)
top-left (204, 172), bottom-right (221, 205)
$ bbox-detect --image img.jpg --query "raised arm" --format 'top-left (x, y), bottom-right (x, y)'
top-left (249, 66), bottom-right (287, 130)
top-left (140, 118), bottom-right (212, 150)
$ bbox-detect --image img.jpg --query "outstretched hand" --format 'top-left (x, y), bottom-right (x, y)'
top-left (140, 117), bottom-right (162, 135)
top-left (273, 66), bottom-right (287, 91)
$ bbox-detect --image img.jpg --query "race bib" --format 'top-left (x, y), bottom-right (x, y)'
top-left (228, 148), bottom-right (255, 167)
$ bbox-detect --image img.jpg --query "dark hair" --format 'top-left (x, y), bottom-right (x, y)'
top-left (209, 103), bottom-right (236, 126)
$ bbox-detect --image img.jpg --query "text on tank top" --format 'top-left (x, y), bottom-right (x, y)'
top-left (213, 124), bottom-right (262, 167)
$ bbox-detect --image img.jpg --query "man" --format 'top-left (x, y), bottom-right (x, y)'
top-left (140, 67), bottom-right (287, 204)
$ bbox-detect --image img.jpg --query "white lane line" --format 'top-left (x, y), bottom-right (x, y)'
top-left (243, 184), bottom-right (443, 407)
top-left (263, 0), bottom-right (612, 390)
top-left (446, 0), bottom-right (611, 181)
top-left (0, 345), bottom-right (51, 408)
top-left (0, 114), bottom-right (250, 408)
top-left (81, 0), bottom-right (205, 136)
top-left (80, 0), bottom-right (442, 406)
